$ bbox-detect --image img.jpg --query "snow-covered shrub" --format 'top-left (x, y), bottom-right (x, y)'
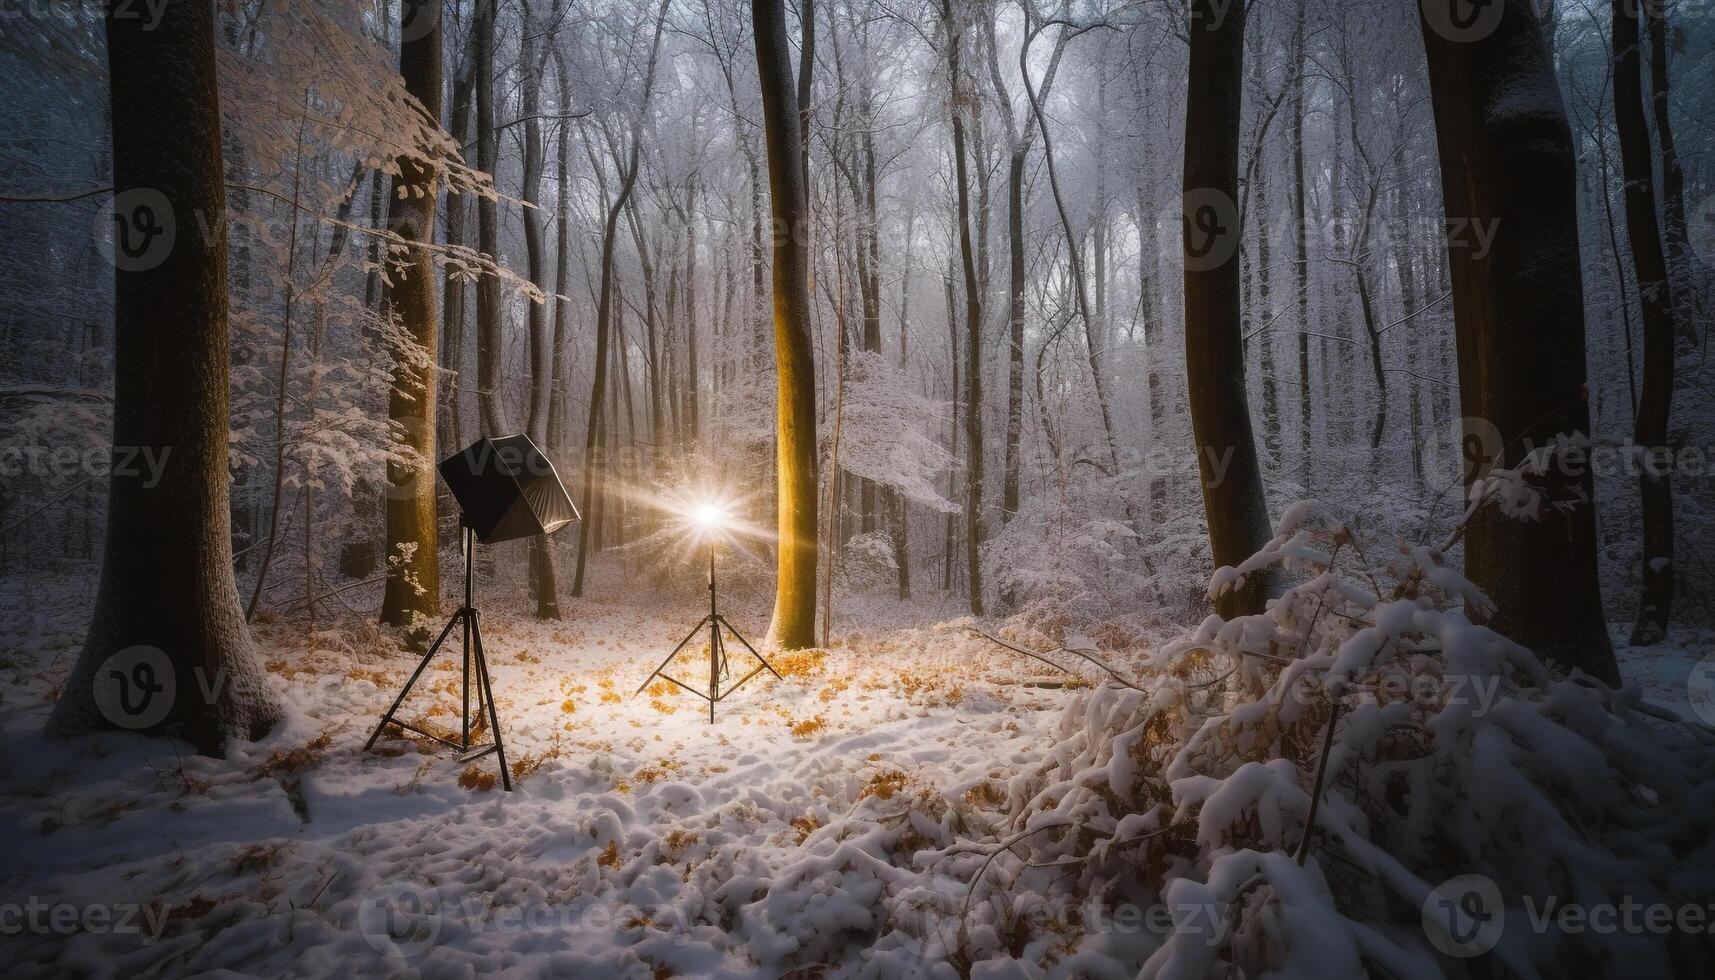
top-left (837, 529), bottom-right (900, 595)
top-left (912, 499), bottom-right (1715, 977)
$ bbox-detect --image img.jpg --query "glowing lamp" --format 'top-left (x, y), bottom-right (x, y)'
top-left (637, 494), bottom-right (779, 722)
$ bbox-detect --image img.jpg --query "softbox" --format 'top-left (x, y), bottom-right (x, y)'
top-left (439, 434), bottom-right (580, 544)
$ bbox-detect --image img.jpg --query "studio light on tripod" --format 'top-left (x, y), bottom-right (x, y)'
top-left (364, 434), bottom-right (577, 791)
top-left (638, 493), bottom-right (779, 722)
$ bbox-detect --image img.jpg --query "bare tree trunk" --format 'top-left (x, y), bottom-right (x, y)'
top-left (51, 0), bottom-right (281, 753)
top-left (754, 0), bottom-right (820, 649)
top-left (520, 13), bottom-right (554, 444)
top-left (1020, 12), bottom-right (1117, 469)
top-left (1416, 0), bottom-right (1618, 682)
top-left (1647, 4), bottom-right (1696, 335)
top-left (571, 0), bottom-right (670, 596)
top-left (1245, 29), bottom-right (1281, 468)
top-left (895, 214), bottom-right (915, 599)
top-left (380, 0), bottom-right (445, 632)
top-left (474, 0), bottom-right (508, 436)
top-left (1612, 0), bottom-right (1677, 645)
top-left (549, 47), bottom-right (575, 455)
top-left (943, 0), bottom-right (983, 616)
top-left (1002, 148), bottom-right (1026, 529)
top-left (441, 30), bottom-right (476, 457)
top-left (1183, 0), bottom-right (1271, 619)
top-left (684, 179), bottom-right (701, 444)
top-left (1291, 0), bottom-right (1313, 488)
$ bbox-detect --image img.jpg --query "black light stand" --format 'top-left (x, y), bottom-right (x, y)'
top-left (363, 434), bottom-right (578, 792)
top-left (636, 536), bottom-right (780, 723)
top-left (365, 524), bottom-right (511, 790)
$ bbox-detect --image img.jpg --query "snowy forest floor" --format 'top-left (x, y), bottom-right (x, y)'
top-left (0, 556), bottom-right (1710, 978)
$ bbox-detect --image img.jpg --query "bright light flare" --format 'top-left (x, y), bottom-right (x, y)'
top-left (692, 501), bottom-right (729, 531)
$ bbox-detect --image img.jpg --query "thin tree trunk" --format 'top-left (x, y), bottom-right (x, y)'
top-left (441, 36), bottom-right (475, 457)
top-left (1183, 0), bottom-right (1271, 619)
top-left (1002, 149), bottom-right (1026, 528)
top-left (1647, 4), bottom-right (1696, 335)
top-left (1612, 0), bottom-right (1677, 644)
top-left (549, 47), bottom-right (576, 456)
top-left (474, 0), bottom-right (508, 435)
top-left (571, 0), bottom-right (670, 596)
top-left (1291, 1), bottom-right (1313, 487)
top-left (943, 0), bottom-right (984, 616)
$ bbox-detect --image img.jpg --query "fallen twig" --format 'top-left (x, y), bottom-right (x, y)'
top-left (968, 629), bottom-right (1146, 692)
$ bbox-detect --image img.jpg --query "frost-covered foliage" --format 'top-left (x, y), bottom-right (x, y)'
top-left (835, 351), bottom-right (960, 516)
top-left (885, 501), bottom-right (1715, 976)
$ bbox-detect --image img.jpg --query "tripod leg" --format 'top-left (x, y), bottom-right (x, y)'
top-left (365, 610), bottom-right (462, 751)
top-left (720, 618), bottom-right (783, 681)
top-left (635, 616), bottom-right (713, 695)
top-left (709, 615), bottom-right (724, 724)
top-left (469, 614), bottom-right (511, 792)
top-left (461, 609), bottom-right (472, 751)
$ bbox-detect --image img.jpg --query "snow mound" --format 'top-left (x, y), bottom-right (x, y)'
top-left (892, 501), bottom-right (1715, 977)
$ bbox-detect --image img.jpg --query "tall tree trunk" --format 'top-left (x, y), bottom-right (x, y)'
top-left (1647, 4), bottom-right (1695, 335)
top-left (1020, 13), bottom-right (1117, 469)
top-left (441, 40), bottom-right (475, 458)
top-left (856, 82), bottom-right (882, 534)
top-left (474, 0), bottom-right (508, 435)
top-left (572, 0), bottom-right (670, 596)
top-left (520, 18), bottom-right (554, 444)
top-left (754, 0), bottom-right (820, 649)
top-left (51, 0), bottom-right (281, 753)
top-left (380, 0), bottom-right (445, 632)
top-left (894, 213), bottom-right (915, 599)
top-left (1251, 134), bottom-right (1280, 467)
top-left (943, 0), bottom-right (984, 616)
top-left (549, 47), bottom-right (576, 456)
top-left (1612, 0), bottom-right (1677, 645)
top-left (1183, 0), bottom-right (1271, 619)
top-left (1416, 0), bottom-right (1618, 682)
top-left (1291, 0), bottom-right (1313, 488)
top-left (684, 180), bottom-right (701, 444)
top-left (625, 200), bottom-right (666, 446)
top-left (1002, 148), bottom-right (1026, 529)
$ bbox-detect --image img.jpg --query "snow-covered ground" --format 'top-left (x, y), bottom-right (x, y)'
top-left (3, 548), bottom-right (1712, 979)
top-left (0, 558), bottom-right (1155, 978)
